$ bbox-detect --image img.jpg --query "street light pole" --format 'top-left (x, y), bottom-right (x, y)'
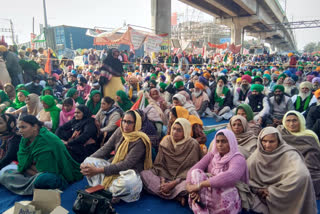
top-left (43, 0), bottom-right (49, 48)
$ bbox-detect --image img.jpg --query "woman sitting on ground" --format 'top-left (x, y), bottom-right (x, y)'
top-left (172, 93), bottom-right (199, 117)
top-left (236, 104), bottom-right (261, 136)
top-left (11, 90), bottom-right (29, 110)
top-left (0, 114), bottom-right (21, 170)
top-left (247, 127), bottom-right (317, 214)
top-left (186, 129), bottom-right (248, 214)
top-left (37, 95), bottom-right (61, 133)
top-left (141, 118), bottom-right (202, 206)
top-left (59, 98), bottom-right (76, 126)
top-left (56, 105), bottom-right (99, 163)
top-left (226, 115), bottom-right (258, 159)
top-left (65, 88), bottom-right (85, 105)
top-left (115, 90), bottom-right (133, 112)
top-left (96, 96), bottom-right (122, 144)
top-left (8, 93), bottom-right (43, 118)
top-left (80, 110), bottom-right (152, 203)
top-left (86, 90), bottom-right (101, 115)
top-left (0, 115), bottom-right (82, 195)
top-left (277, 110), bottom-right (320, 199)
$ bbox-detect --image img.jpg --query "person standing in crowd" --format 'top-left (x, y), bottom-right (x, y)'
top-left (0, 45), bottom-right (23, 86)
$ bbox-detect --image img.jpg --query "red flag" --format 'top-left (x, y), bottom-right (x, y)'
top-left (44, 50), bottom-right (51, 74)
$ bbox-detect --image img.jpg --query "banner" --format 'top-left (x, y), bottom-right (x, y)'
top-left (159, 37), bottom-right (170, 54)
top-left (144, 35), bottom-right (163, 52)
top-left (208, 42), bottom-right (228, 50)
top-left (130, 29), bottom-right (146, 50)
top-left (229, 43), bottom-right (242, 54)
top-left (30, 33), bottom-right (36, 49)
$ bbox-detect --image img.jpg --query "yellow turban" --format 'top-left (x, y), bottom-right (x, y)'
top-left (0, 45), bottom-right (7, 52)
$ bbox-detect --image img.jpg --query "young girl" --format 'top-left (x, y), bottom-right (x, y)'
top-left (59, 98), bottom-right (75, 126)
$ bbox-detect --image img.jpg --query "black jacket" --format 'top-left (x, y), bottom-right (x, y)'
top-left (209, 87), bottom-right (233, 111)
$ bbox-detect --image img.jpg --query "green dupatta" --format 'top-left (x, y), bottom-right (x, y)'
top-left (214, 86), bottom-right (229, 107)
top-left (13, 90), bottom-right (29, 109)
top-left (86, 90), bottom-right (101, 115)
top-left (40, 95), bottom-right (61, 133)
top-left (17, 127), bottom-right (83, 183)
top-left (116, 90), bottom-right (133, 112)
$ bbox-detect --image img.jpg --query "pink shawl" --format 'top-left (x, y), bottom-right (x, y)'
top-left (59, 100), bottom-right (76, 126)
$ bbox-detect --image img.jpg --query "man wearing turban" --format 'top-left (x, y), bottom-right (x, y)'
top-left (233, 74), bottom-right (252, 106)
top-left (244, 84), bottom-right (270, 124)
top-left (306, 89), bottom-right (320, 140)
top-left (209, 76), bottom-right (233, 122)
top-left (267, 84), bottom-right (294, 126)
top-left (291, 81), bottom-right (317, 113)
top-left (192, 82), bottom-right (210, 116)
top-left (283, 77), bottom-right (298, 97)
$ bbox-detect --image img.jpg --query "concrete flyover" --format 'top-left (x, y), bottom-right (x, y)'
top-left (176, 0), bottom-right (297, 51)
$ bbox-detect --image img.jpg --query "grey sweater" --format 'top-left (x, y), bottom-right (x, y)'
top-left (90, 128), bottom-right (146, 176)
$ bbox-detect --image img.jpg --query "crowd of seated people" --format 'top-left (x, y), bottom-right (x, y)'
top-left (0, 45), bottom-right (319, 213)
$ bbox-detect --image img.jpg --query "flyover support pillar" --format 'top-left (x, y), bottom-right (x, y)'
top-left (151, 0), bottom-right (171, 36)
top-left (230, 18), bottom-right (243, 46)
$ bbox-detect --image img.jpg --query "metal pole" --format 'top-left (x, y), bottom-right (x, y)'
top-left (43, 0), bottom-right (48, 48)
top-left (10, 19), bottom-right (15, 45)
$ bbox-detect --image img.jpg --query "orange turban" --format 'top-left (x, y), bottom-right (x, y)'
top-left (274, 71), bottom-right (280, 75)
top-left (203, 72), bottom-right (210, 79)
top-left (316, 67), bottom-right (320, 72)
top-left (195, 82), bottom-right (205, 90)
top-left (314, 89), bottom-right (320, 99)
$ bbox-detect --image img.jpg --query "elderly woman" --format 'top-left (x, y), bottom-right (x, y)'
top-left (172, 93), bottom-right (199, 117)
top-left (56, 105), bottom-right (99, 163)
top-left (149, 88), bottom-right (167, 112)
top-left (0, 115), bottom-right (82, 195)
top-left (236, 104), bottom-right (261, 136)
top-left (225, 115), bottom-right (258, 159)
top-left (37, 95), bottom-right (60, 133)
top-left (116, 90), bottom-right (133, 112)
top-left (96, 96), bottom-right (123, 144)
top-left (80, 110), bottom-right (152, 203)
top-left (141, 118), bottom-right (202, 206)
top-left (4, 83), bottom-right (16, 101)
top-left (0, 114), bottom-right (21, 170)
top-left (186, 129), bottom-right (248, 214)
top-left (86, 90), bottom-right (101, 115)
top-left (66, 88), bottom-right (85, 105)
top-left (278, 110), bottom-right (320, 198)
top-left (248, 127), bottom-right (317, 214)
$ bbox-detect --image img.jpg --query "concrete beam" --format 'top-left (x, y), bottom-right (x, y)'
top-left (151, 0), bottom-right (171, 35)
top-left (263, 0), bottom-right (285, 23)
top-left (179, 0), bottom-right (220, 18)
top-left (216, 15), bottom-right (260, 26)
top-left (233, 0), bottom-right (257, 15)
top-left (205, 0), bottom-right (237, 17)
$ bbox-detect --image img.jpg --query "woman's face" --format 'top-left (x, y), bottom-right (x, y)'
top-left (25, 95), bottom-right (31, 105)
top-left (261, 133), bottom-right (279, 152)
top-left (63, 104), bottom-right (73, 112)
top-left (72, 92), bottom-right (79, 99)
top-left (151, 90), bottom-right (159, 100)
top-left (172, 123), bottom-right (184, 142)
top-left (169, 112), bottom-right (177, 124)
top-left (17, 92), bottom-right (26, 102)
top-left (237, 108), bottom-right (247, 120)
top-left (122, 114), bottom-right (135, 133)
top-left (0, 117), bottom-right (7, 133)
top-left (216, 134), bottom-right (230, 156)
top-left (74, 108), bottom-right (84, 120)
top-left (285, 115), bottom-right (300, 133)
top-left (231, 119), bottom-right (244, 135)
top-left (92, 94), bottom-right (101, 103)
top-left (172, 99), bottom-right (182, 107)
top-left (41, 101), bottom-right (49, 109)
top-left (44, 90), bottom-right (51, 96)
top-left (101, 100), bottom-right (112, 111)
top-left (149, 82), bottom-right (156, 88)
top-left (18, 121), bottom-right (36, 139)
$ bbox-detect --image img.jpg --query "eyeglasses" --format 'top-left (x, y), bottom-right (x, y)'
top-left (121, 120), bottom-right (135, 125)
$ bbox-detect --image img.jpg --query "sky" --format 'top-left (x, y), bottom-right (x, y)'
top-left (1, 0), bottom-right (319, 50)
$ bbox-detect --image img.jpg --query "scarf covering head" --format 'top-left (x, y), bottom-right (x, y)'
top-left (0, 90), bottom-right (11, 105)
top-left (226, 115), bottom-right (258, 158)
top-left (17, 127), bottom-right (83, 183)
top-left (149, 88), bottom-right (165, 104)
top-left (40, 95), bottom-right (61, 133)
top-left (103, 110), bottom-right (152, 189)
top-left (41, 86), bottom-right (53, 96)
top-left (102, 48), bottom-right (124, 77)
top-left (175, 106), bottom-right (190, 119)
top-left (170, 118), bottom-right (192, 146)
top-left (13, 90), bottom-right (29, 109)
top-left (59, 99), bottom-right (76, 126)
top-left (116, 90), bottom-right (133, 112)
top-left (247, 127), bottom-right (317, 214)
top-left (26, 93), bottom-right (42, 116)
top-left (282, 110), bottom-right (319, 144)
top-left (211, 129), bottom-right (244, 169)
top-left (86, 90), bottom-right (101, 115)
top-left (66, 88), bottom-right (84, 104)
top-left (173, 93), bottom-right (186, 105)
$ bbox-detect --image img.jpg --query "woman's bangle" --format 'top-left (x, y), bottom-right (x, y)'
top-left (197, 182), bottom-right (201, 190)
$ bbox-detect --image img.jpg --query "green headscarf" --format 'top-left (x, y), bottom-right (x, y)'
top-left (40, 95), bottom-right (61, 133)
top-left (250, 84), bottom-right (264, 93)
top-left (13, 90), bottom-right (29, 109)
top-left (236, 104), bottom-right (254, 121)
top-left (86, 90), bottom-right (101, 115)
top-left (17, 127), bottom-right (83, 183)
top-left (0, 90), bottom-right (12, 113)
top-left (16, 84), bottom-right (26, 91)
top-left (66, 88), bottom-right (85, 104)
top-left (42, 86), bottom-right (54, 96)
top-left (116, 90), bottom-right (133, 112)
